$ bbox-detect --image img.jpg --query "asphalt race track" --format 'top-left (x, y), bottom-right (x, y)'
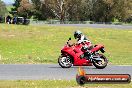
top-left (0, 64), bottom-right (131, 80)
top-left (49, 24), bottom-right (132, 29)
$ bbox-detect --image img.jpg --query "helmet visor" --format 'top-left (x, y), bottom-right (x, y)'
top-left (74, 34), bottom-right (77, 39)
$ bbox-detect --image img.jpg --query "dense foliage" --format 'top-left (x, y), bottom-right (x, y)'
top-left (11, 0), bottom-right (132, 23)
top-left (0, 0), bottom-right (7, 16)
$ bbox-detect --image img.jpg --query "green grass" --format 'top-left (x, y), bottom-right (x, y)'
top-left (0, 24), bottom-right (132, 64)
top-left (0, 80), bottom-right (131, 88)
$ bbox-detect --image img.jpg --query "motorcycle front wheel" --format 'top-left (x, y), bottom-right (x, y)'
top-left (58, 56), bottom-right (72, 68)
top-left (92, 54), bottom-right (108, 69)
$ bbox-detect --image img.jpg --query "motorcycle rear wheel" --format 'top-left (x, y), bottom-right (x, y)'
top-left (58, 56), bottom-right (72, 68)
top-left (92, 54), bottom-right (108, 69)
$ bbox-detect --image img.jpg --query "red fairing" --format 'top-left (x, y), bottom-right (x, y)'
top-left (61, 43), bottom-right (92, 66)
top-left (60, 42), bottom-right (105, 66)
top-left (91, 44), bottom-right (104, 53)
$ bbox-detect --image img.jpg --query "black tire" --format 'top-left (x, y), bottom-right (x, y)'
top-left (93, 54), bottom-right (108, 69)
top-left (76, 76), bottom-right (86, 85)
top-left (58, 56), bottom-right (72, 68)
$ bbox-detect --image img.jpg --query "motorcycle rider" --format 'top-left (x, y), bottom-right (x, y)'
top-left (74, 30), bottom-right (93, 61)
top-left (74, 30), bottom-right (93, 47)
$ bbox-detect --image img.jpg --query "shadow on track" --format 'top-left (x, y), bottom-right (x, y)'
top-left (48, 66), bottom-right (99, 69)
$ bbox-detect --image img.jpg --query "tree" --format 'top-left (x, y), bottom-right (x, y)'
top-left (10, 0), bottom-right (21, 16)
top-left (42, 0), bottom-right (70, 23)
top-left (32, 0), bottom-right (70, 22)
top-left (90, 0), bottom-right (132, 22)
top-left (31, 0), bottom-right (92, 22)
top-left (11, 0), bottom-right (33, 18)
top-left (30, 0), bottom-right (132, 22)
top-left (17, 0), bottom-right (33, 18)
top-left (31, 0), bottom-right (55, 20)
top-left (0, 0), bottom-right (7, 16)
top-left (67, 0), bottom-right (83, 21)
top-left (67, 0), bottom-right (92, 21)
top-left (39, 0), bottom-right (84, 23)
top-left (90, 0), bottom-right (114, 22)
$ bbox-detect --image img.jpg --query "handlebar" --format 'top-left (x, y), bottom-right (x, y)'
top-left (67, 37), bottom-right (89, 47)
top-left (66, 40), bottom-right (75, 47)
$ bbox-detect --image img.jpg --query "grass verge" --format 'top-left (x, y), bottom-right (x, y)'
top-left (0, 80), bottom-right (131, 88)
top-left (0, 24), bottom-right (132, 64)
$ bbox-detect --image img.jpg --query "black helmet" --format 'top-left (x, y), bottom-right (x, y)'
top-left (74, 30), bottom-right (82, 39)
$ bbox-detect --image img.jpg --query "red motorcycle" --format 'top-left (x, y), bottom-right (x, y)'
top-left (58, 38), bottom-right (108, 69)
